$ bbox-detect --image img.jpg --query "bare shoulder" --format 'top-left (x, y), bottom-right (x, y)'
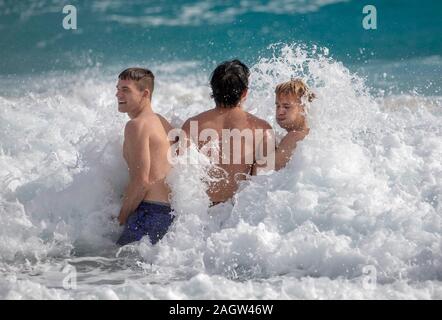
top-left (155, 113), bottom-right (169, 123)
top-left (181, 116), bottom-right (195, 132)
top-left (188, 109), bottom-right (214, 123)
top-left (181, 110), bottom-right (210, 130)
top-left (197, 109), bottom-right (215, 118)
top-left (124, 117), bottom-right (154, 139)
top-left (246, 112), bottom-right (272, 130)
top-left (124, 119), bottom-right (144, 137)
top-left (155, 113), bottom-right (173, 132)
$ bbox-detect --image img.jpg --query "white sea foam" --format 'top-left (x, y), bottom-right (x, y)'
top-left (0, 45), bottom-right (441, 299)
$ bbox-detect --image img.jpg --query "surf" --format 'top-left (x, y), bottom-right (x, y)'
top-left (0, 43), bottom-right (440, 299)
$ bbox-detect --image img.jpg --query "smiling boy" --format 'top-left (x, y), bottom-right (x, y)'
top-left (115, 68), bottom-right (175, 246)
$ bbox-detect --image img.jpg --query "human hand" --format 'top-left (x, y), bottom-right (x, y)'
top-left (118, 210), bottom-right (130, 226)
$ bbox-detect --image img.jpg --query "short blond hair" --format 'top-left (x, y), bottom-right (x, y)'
top-left (275, 79), bottom-right (315, 102)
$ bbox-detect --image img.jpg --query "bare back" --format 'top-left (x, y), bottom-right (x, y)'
top-left (183, 107), bottom-right (271, 203)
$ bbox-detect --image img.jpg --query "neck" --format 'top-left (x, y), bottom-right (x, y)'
top-left (128, 101), bottom-right (153, 119)
top-left (214, 103), bottom-right (243, 113)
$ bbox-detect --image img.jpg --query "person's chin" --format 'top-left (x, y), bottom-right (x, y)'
top-left (279, 122), bottom-right (294, 132)
top-left (277, 120), bottom-right (287, 130)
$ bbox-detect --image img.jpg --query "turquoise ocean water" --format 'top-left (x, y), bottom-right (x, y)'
top-left (1, 0), bottom-right (441, 93)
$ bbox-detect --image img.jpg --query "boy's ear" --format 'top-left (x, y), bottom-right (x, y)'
top-left (143, 89), bottom-right (151, 100)
top-left (241, 89), bottom-right (248, 99)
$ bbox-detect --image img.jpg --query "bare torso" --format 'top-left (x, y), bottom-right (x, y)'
top-left (123, 113), bottom-right (173, 203)
top-left (184, 107), bottom-right (271, 203)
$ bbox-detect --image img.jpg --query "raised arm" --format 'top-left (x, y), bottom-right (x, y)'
top-left (118, 120), bottom-right (151, 225)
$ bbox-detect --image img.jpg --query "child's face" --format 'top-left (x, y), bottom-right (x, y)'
top-left (116, 79), bottom-right (147, 114)
top-left (275, 93), bottom-right (305, 131)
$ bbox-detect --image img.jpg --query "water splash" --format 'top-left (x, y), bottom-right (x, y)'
top-left (0, 44), bottom-right (441, 299)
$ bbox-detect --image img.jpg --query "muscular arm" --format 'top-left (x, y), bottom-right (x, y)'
top-left (118, 121), bottom-right (151, 225)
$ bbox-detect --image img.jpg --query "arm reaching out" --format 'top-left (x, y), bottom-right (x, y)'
top-left (118, 121), bottom-right (151, 225)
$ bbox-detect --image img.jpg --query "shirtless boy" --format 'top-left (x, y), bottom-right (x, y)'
top-left (115, 68), bottom-right (174, 245)
top-left (181, 60), bottom-right (273, 204)
top-left (274, 79), bottom-right (315, 170)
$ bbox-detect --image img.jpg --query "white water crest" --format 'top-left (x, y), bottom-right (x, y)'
top-left (0, 44), bottom-right (441, 299)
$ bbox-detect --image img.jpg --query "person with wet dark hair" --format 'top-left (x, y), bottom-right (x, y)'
top-left (210, 59), bottom-right (250, 107)
top-left (181, 60), bottom-right (274, 205)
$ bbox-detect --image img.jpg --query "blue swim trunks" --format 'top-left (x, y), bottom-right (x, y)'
top-left (117, 201), bottom-right (175, 246)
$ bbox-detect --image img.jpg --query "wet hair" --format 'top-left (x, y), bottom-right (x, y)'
top-left (275, 79), bottom-right (315, 102)
top-left (118, 67), bottom-right (155, 96)
top-left (210, 59), bottom-right (250, 107)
